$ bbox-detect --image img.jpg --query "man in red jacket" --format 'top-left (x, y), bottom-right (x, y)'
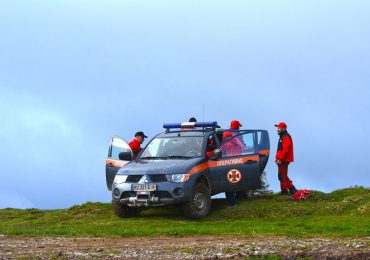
top-left (129, 131), bottom-right (148, 158)
top-left (221, 131), bottom-right (243, 157)
top-left (275, 122), bottom-right (297, 195)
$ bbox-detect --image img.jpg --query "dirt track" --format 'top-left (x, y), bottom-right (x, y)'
top-left (0, 235), bottom-right (369, 259)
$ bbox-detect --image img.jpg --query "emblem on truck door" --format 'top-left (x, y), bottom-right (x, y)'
top-left (227, 169), bottom-right (242, 183)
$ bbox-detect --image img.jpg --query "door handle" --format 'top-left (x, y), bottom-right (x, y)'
top-left (245, 160), bottom-right (257, 164)
top-left (107, 162), bottom-right (114, 167)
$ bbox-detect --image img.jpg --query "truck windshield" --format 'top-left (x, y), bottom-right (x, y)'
top-left (140, 136), bottom-right (204, 159)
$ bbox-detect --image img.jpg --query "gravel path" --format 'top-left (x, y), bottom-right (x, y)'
top-left (0, 235), bottom-right (369, 259)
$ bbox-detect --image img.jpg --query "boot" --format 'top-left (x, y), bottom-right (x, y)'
top-left (280, 190), bottom-right (289, 195)
top-left (289, 187), bottom-right (298, 195)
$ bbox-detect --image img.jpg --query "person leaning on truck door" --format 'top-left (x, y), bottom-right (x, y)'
top-left (221, 120), bottom-right (244, 206)
top-left (275, 122), bottom-right (297, 195)
top-left (228, 120), bottom-right (246, 146)
top-left (129, 131), bottom-right (148, 158)
top-left (222, 131), bottom-right (243, 207)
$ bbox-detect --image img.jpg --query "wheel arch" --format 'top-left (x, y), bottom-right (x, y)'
top-left (195, 173), bottom-right (211, 191)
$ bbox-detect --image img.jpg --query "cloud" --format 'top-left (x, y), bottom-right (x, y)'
top-left (21, 109), bottom-right (73, 138)
top-left (0, 90), bottom-right (84, 164)
top-left (0, 190), bottom-right (34, 209)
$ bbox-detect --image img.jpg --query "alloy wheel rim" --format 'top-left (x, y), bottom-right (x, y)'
top-left (193, 192), bottom-right (206, 210)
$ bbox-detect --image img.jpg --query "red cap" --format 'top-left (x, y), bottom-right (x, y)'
top-left (230, 120), bottom-right (242, 129)
top-left (274, 122), bottom-right (287, 128)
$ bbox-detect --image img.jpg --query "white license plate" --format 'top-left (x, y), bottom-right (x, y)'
top-left (131, 184), bottom-right (156, 191)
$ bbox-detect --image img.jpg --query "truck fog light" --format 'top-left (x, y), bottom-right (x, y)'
top-left (174, 188), bottom-right (184, 196)
top-left (113, 188), bottom-right (120, 197)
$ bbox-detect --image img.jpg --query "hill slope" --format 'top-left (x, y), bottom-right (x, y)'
top-left (0, 187), bottom-right (369, 237)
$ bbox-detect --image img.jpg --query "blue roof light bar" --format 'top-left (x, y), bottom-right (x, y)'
top-left (163, 121), bottom-right (218, 129)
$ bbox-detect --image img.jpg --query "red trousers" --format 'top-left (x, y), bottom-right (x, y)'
top-left (278, 164), bottom-right (295, 191)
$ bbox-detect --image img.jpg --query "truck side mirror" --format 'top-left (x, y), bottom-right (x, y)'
top-left (119, 151), bottom-right (133, 161)
top-left (209, 149), bottom-right (222, 160)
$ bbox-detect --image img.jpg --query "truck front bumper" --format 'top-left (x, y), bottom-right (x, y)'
top-left (112, 182), bottom-right (192, 207)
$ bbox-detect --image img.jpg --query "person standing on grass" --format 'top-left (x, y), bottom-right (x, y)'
top-left (275, 122), bottom-right (297, 195)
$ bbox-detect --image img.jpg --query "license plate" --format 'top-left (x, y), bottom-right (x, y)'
top-left (131, 184), bottom-right (157, 191)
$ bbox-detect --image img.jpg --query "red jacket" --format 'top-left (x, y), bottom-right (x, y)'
top-left (129, 138), bottom-right (142, 157)
top-left (222, 135), bottom-right (244, 157)
top-left (276, 132), bottom-right (294, 162)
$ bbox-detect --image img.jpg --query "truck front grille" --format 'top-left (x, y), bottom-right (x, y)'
top-left (126, 175), bottom-right (143, 183)
top-left (149, 174), bottom-right (168, 182)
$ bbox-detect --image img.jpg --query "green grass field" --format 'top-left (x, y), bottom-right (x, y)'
top-left (0, 187), bottom-right (369, 237)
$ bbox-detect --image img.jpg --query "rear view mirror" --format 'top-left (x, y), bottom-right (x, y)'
top-left (209, 149), bottom-right (222, 160)
top-left (119, 151), bottom-right (133, 161)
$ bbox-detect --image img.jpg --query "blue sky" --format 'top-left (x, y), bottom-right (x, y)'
top-left (1, 1), bottom-right (369, 209)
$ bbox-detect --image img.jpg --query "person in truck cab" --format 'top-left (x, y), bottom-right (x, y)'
top-left (129, 131), bottom-right (148, 158)
top-left (205, 136), bottom-right (217, 159)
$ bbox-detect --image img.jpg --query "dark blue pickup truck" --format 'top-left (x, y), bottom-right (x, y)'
top-left (105, 121), bottom-right (270, 219)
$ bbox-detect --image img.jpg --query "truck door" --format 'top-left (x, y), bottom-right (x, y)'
top-left (105, 136), bottom-right (133, 190)
top-left (256, 130), bottom-right (270, 174)
top-left (209, 131), bottom-right (260, 193)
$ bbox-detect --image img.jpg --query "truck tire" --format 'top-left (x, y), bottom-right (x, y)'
top-left (112, 200), bottom-right (139, 218)
top-left (183, 182), bottom-right (211, 219)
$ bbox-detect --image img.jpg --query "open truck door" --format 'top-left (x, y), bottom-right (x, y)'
top-left (105, 136), bottom-right (133, 190)
top-left (209, 131), bottom-right (260, 193)
top-left (256, 130), bottom-right (270, 175)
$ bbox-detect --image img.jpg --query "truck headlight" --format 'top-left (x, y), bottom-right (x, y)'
top-left (169, 174), bottom-right (190, 183)
top-left (114, 175), bottom-right (128, 184)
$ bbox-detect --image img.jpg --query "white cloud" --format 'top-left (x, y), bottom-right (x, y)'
top-left (21, 109), bottom-right (74, 138)
top-left (0, 90), bottom-right (84, 165)
top-left (0, 191), bottom-right (34, 209)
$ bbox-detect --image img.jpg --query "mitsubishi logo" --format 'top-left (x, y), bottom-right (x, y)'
top-left (139, 175), bottom-right (149, 183)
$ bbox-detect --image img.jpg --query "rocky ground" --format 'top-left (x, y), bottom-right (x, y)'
top-left (0, 235), bottom-right (369, 259)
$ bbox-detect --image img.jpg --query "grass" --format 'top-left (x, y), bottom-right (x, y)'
top-left (0, 187), bottom-right (369, 237)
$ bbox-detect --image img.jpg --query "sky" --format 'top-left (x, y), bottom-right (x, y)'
top-left (1, 0), bottom-right (369, 209)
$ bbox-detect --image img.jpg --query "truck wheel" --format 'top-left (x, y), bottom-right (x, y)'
top-left (112, 200), bottom-right (139, 218)
top-left (183, 182), bottom-right (211, 219)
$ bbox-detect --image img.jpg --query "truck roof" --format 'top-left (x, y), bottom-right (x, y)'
top-left (156, 129), bottom-right (214, 138)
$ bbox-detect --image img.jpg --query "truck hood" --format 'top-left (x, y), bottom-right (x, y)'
top-left (117, 158), bottom-right (203, 175)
